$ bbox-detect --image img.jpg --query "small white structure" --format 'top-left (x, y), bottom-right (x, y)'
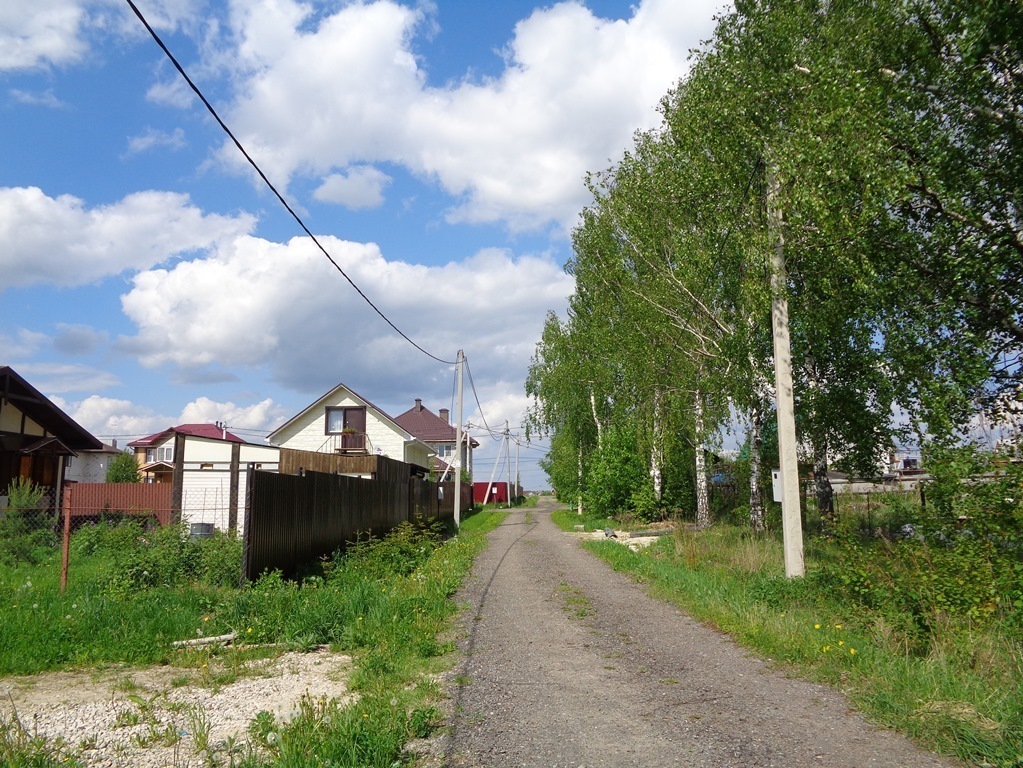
top-left (128, 424), bottom-right (280, 535)
top-left (64, 442), bottom-right (125, 484)
top-left (268, 382), bottom-right (434, 473)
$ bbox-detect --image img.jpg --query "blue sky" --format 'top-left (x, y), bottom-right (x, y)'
top-left (1, 0), bottom-right (724, 489)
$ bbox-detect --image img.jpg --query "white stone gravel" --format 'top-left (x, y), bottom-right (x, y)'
top-left (0, 647), bottom-right (352, 768)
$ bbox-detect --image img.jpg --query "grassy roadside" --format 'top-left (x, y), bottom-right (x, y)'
top-left (572, 522), bottom-right (1022, 768)
top-left (1, 508), bottom-right (507, 767)
top-left (550, 504), bottom-right (617, 533)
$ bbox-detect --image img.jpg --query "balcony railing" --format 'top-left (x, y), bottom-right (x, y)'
top-left (319, 432), bottom-right (370, 454)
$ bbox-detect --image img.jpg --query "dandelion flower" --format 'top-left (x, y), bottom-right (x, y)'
top-left (838, 641), bottom-right (844, 646)
top-left (835, 624), bottom-right (842, 629)
top-left (850, 648), bottom-right (856, 655)
top-left (814, 623), bottom-right (821, 629)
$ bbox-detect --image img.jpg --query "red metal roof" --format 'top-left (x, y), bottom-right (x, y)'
top-left (128, 423), bottom-right (245, 447)
top-left (392, 400), bottom-right (479, 446)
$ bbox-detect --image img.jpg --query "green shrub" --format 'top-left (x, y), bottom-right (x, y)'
top-left (330, 521), bottom-right (444, 581)
top-left (0, 478), bottom-right (53, 565)
top-left (584, 425), bottom-right (647, 518)
top-left (105, 451), bottom-right (141, 483)
top-left (102, 523), bottom-right (242, 595)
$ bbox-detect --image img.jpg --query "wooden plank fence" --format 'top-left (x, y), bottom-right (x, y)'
top-left (278, 448), bottom-right (380, 477)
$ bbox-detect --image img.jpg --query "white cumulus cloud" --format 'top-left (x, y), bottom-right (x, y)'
top-left (0, 187), bottom-right (256, 289)
top-left (313, 166), bottom-right (393, 209)
top-left (214, 0), bottom-right (720, 231)
top-left (117, 234), bottom-right (574, 413)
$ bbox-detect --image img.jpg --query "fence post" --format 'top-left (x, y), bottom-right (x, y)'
top-left (241, 463), bottom-right (255, 585)
top-left (60, 485), bottom-right (72, 591)
top-left (171, 431), bottom-right (186, 524)
top-left (229, 442), bottom-right (241, 532)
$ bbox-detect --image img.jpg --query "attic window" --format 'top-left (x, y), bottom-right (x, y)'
top-left (326, 406), bottom-right (366, 435)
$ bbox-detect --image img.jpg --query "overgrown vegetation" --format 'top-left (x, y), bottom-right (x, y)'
top-left (584, 456), bottom-right (1023, 768)
top-left (105, 451), bottom-right (142, 483)
top-left (0, 478), bottom-right (52, 567)
top-left (0, 507), bottom-right (507, 766)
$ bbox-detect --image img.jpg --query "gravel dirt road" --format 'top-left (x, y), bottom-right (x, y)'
top-left (429, 498), bottom-right (962, 768)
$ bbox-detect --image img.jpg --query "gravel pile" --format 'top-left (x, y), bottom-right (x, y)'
top-left (0, 647), bottom-right (352, 768)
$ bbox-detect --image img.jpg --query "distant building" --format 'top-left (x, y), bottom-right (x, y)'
top-left (267, 382), bottom-right (434, 474)
top-left (392, 399), bottom-right (477, 478)
top-left (128, 424), bottom-right (279, 534)
top-left (64, 441), bottom-right (124, 484)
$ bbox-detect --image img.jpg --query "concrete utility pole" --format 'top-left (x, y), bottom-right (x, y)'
top-left (505, 421), bottom-right (512, 507)
top-left (454, 349), bottom-right (464, 528)
top-left (767, 163), bottom-right (805, 578)
top-left (514, 433), bottom-right (520, 500)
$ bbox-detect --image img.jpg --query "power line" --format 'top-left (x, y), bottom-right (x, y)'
top-left (123, 0), bottom-right (455, 367)
top-left (463, 357), bottom-right (497, 436)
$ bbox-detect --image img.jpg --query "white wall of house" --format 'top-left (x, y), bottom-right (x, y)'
top-left (65, 450), bottom-right (122, 483)
top-left (270, 389), bottom-right (431, 469)
top-left (159, 436), bottom-right (280, 537)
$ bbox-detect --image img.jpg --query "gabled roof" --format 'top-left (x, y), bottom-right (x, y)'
top-left (0, 366), bottom-right (102, 451)
top-left (267, 382), bottom-right (435, 456)
top-left (128, 423), bottom-right (245, 448)
top-left (392, 400), bottom-right (479, 447)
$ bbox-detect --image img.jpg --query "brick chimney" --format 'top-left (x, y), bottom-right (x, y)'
top-left (439, 408), bottom-right (449, 424)
top-left (415, 398), bottom-right (423, 411)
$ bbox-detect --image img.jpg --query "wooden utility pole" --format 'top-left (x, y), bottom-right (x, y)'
top-left (767, 162), bottom-right (805, 578)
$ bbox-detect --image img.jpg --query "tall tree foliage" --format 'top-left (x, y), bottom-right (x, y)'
top-left (528, 0), bottom-right (1023, 525)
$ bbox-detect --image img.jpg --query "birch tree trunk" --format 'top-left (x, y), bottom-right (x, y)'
top-left (651, 388), bottom-right (664, 503)
top-left (813, 437), bottom-right (834, 524)
top-left (577, 442), bottom-right (584, 516)
top-left (804, 359), bottom-right (835, 523)
top-left (694, 390), bottom-right (711, 528)
top-left (589, 388), bottom-right (603, 451)
top-left (747, 402), bottom-right (766, 532)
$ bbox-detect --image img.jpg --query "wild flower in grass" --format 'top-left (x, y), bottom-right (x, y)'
top-left (849, 648), bottom-right (856, 655)
top-left (835, 624), bottom-right (842, 629)
top-left (814, 623), bottom-right (821, 629)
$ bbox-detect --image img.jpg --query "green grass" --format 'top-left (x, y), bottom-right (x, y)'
top-left (0, 509), bottom-right (509, 767)
top-left (585, 524), bottom-right (1023, 768)
top-left (550, 504), bottom-right (617, 533)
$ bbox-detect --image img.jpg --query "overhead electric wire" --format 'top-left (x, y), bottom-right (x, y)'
top-left (464, 357), bottom-right (498, 438)
top-left (124, 0), bottom-right (454, 366)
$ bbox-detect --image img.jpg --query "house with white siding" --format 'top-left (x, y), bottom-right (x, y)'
top-left (128, 424), bottom-right (280, 535)
top-left (267, 382), bottom-right (434, 474)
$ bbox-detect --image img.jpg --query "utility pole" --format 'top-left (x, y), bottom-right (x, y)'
top-left (504, 421), bottom-right (512, 507)
top-left (767, 162), bottom-right (805, 578)
top-left (454, 349), bottom-right (464, 528)
top-left (514, 432), bottom-right (520, 501)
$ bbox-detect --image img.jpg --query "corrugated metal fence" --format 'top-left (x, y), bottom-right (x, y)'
top-left (62, 482), bottom-right (174, 526)
top-left (242, 453), bottom-right (468, 581)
